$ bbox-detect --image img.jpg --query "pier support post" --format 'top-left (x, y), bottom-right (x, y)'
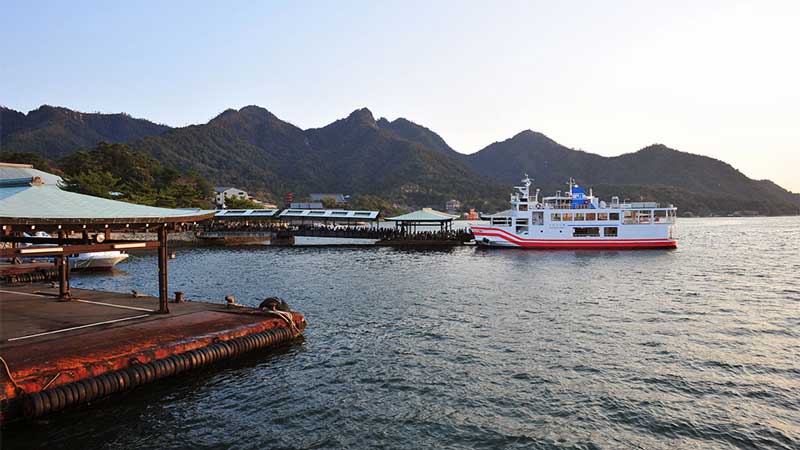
top-left (56, 255), bottom-right (71, 301)
top-left (157, 226), bottom-right (170, 314)
top-left (57, 230), bottom-right (71, 301)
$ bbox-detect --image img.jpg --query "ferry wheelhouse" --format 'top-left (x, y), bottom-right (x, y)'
top-left (471, 176), bottom-right (677, 249)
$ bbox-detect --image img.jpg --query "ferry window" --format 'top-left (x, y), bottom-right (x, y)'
top-left (598, 212), bottom-right (609, 221)
top-left (573, 227), bottom-right (600, 237)
top-left (562, 213), bottom-right (573, 221)
top-left (551, 213), bottom-right (561, 222)
top-left (623, 211), bottom-right (635, 224)
top-left (516, 226), bottom-right (528, 234)
top-left (654, 210), bottom-right (667, 223)
top-left (519, 204), bottom-right (528, 211)
top-left (637, 210), bottom-right (651, 224)
top-left (604, 227), bottom-right (618, 237)
top-left (610, 212), bottom-right (619, 221)
top-left (574, 213), bottom-right (585, 221)
top-left (586, 213), bottom-right (596, 221)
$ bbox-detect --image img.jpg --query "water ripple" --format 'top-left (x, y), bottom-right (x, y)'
top-left (4, 217), bottom-right (800, 449)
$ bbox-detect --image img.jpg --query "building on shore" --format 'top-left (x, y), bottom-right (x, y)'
top-left (445, 199), bottom-right (461, 214)
top-left (283, 192), bottom-right (294, 208)
top-left (214, 186), bottom-right (248, 208)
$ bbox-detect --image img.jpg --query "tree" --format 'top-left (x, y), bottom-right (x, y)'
top-left (349, 195), bottom-right (405, 217)
top-left (0, 150), bottom-right (54, 172)
top-left (59, 142), bottom-right (211, 208)
top-left (223, 195), bottom-right (265, 209)
top-left (61, 171), bottom-right (120, 198)
top-left (320, 197), bottom-right (347, 209)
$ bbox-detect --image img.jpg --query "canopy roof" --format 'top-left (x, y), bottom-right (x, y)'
top-left (385, 208), bottom-right (456, 223)
top-left (278, 209), bottom-right (379, 220)
top-left (0, 178), bottom-right (215, 226)
top-left (0, 163), bottom-right (62, 186)
top-left (214, 209), bottom-right (280, 218)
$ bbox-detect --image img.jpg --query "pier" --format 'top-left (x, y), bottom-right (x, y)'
top-left (0, 284), bottom-right (305, 421)
top-left (0, 165), bottom-right (307, 423)
top-left (198, 207), bottom-right (473, 246)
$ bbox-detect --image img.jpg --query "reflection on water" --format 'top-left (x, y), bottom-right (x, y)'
top-left (4, 217), bottom-right (800, 449)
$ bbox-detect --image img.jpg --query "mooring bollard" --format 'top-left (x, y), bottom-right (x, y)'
top-left (174, 291), bottom-right (185, 303)
top-left (225, 295), bottom-right (238, 308)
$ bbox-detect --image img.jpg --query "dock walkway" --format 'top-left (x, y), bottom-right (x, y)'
top-left (0, 284), bottom-right (305, 422)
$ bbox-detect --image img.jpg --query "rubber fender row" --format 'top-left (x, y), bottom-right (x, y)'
top-left (21, 326), bottom-right (296, 418)
top-left (2, 270), bottom-right (57, 284)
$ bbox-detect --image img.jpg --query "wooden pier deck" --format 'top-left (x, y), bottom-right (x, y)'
top-left (0, 284), bottom-right (305, 422)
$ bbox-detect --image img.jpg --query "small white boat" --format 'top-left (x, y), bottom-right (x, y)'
top-left (70, 251), bottom-right (129, 271)
top-left (17, 232), bottom-right (130, 271)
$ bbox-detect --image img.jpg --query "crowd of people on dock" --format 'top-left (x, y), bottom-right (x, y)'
top-left (201, 222), bottom-right (473, 242)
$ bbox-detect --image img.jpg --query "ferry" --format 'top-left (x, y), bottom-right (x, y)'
top-left (471, 176), bottom-right (677, 249)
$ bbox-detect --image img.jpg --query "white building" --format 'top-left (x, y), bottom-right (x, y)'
top-left (445, 199), bottom-right (461, 214)
top-left (214, 186), bottom-right (248, 208)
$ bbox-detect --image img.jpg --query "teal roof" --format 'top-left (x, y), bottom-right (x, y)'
top-left (0, 164), bottom-right (62, 185)
top-left (385, 208), bottom-right (456, 222)
top-left (0, 182), bottom-right (215, 225)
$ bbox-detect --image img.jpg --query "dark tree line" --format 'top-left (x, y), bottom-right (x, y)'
top-left (1, 142), bottom-right (212, 209)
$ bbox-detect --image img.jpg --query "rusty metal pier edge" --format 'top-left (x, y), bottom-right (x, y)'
top-left (2, 324), bottom-right (303, 422)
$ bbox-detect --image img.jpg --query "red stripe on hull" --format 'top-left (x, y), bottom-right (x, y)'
top-left (472, 231), bottom-right (677, 249)
top-left (471, 226), bottom-right (670, 242)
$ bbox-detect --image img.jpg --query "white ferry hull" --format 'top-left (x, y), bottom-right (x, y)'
top-left (473, 175), bottom-right (678, 250)
top-left (471, 226), bottom-right (676, 249)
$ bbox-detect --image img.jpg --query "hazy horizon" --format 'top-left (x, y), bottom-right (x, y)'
top-left (2, 1), bottom-right (798, 191)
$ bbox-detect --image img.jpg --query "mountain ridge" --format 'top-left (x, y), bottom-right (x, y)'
top-left (0, 105), bottom-right (171, 159)
top-left (1, 104), bottom-right (797, 215)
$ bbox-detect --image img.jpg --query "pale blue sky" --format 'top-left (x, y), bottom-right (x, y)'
top-left (2, 1), bottom-right (798, 191)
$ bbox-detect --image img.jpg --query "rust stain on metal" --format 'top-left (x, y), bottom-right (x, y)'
top-left (1, 310), bottom-right (305, 401)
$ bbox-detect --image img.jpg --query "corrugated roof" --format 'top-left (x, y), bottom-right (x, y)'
top-left (385, 208), bottom-right (456, 222)
top-left (289, 202), bottom-right (324, 209)
top-left (0, 183), bottom-right (215, 225)
top-left (278, 209), bottom-right (379, 220)
top-left (214, 209), bottom-right (279, 218)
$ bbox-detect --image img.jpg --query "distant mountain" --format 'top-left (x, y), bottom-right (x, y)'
top-left (462, 133), bottom-right (800, 216)
top-left (464, 130), bottom-right (604, 188)
top-left (133, 106), bottom-right (507, 210)
top-left (2, 103), bottom-right (797, 215)
top-left (376, 117), bottom-right (460, 158)
top-left (1, 105), bottom-right (171, 159)
top-left (134, 105), bottom-right (315, 197)
top-left (304, 108), bottom-right (505, 208)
